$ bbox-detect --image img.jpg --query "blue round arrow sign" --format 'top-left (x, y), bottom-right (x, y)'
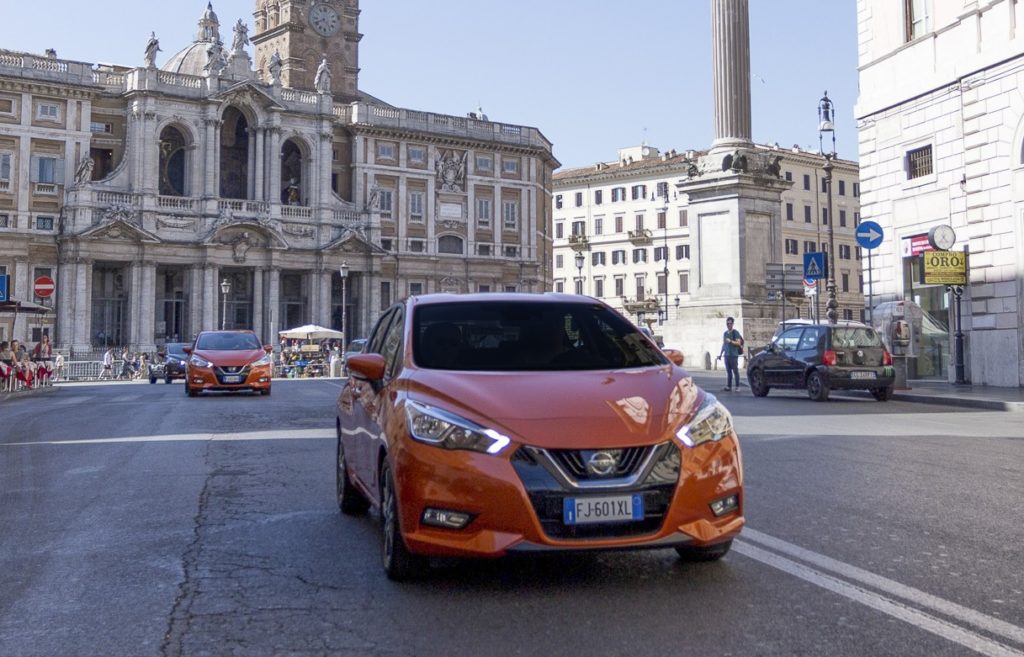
top-left (856, 220), bottom-right (884, 250)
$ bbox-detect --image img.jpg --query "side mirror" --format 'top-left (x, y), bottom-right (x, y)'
top-left (662, 348), bottom-right (685, 366)
top-left (346, 353), bottom-right (386, 381)
top-left (264, 345), bottom-right (274, 353)
top-left (182, 346), bottom-right (193, 355)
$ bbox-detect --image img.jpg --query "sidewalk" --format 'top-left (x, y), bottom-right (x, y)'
top-left (689, 369), bottom-right (1024, 412)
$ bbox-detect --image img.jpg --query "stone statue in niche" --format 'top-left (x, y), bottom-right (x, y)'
top-left (435, 150), bottom-right (467, 193)
top-left (74, 156), bottom-right (94, 185)
top-left (268, 49), bottom-right (282, 85)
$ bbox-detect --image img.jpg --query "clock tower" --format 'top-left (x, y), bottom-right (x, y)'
top-left (251, 0), bottom-right (361, 99)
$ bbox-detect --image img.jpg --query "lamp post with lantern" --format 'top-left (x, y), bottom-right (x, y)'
top-left (818, 91), bottom-right (839, 324)
top-left (339, 261), bottom-right (349, 350)
top-left (220, 278), bottom-right (231, 330)
top-left (574, 251), bottom-right (585, 295)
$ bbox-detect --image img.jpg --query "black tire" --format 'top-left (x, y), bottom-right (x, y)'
top-left (676, 539), bottom-right (733, 562)
top-left (871, 385), bottom-right (893, 401)
top-left (336, 430), bottom-right (369, 515)
top-left (149, 376), bottom-right (157, 384)
top-left (748, 368), bottom-right (770, 397)
top-left (165, 375), bottom-right (172, 384)
top-left (381, 462), bottom-right (427, 581)
top-left (186, 384), bottom-right (198, 398)
top-left (807, 371), bottom-right (830, 401)
top-left (262, 387), bottom-right (271, 396)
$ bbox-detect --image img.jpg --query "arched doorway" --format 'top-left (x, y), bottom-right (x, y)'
top-left (220, 107), bottom-right (250, 199)
top-left (281, 138), bottom-right (304, 205)
top-left (159, 125), bottom-right (189, 196)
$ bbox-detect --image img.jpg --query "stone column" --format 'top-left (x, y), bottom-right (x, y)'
top-left (203, 117), bottom-right (218, 198)
top-left (56, 258), bottom-right (75, 349)
top-left (266, 267), bottom-right (281, 341)
top-left (128, 261), bottom-right (142, 348)
top-left (189, 264), bottom-right (204, 339)
top-left (254, 128), bottom-right (265, 202)
top-left (72, 259), bottom-right (93, 354)
top-left (140, 263), bottom-right (157, 351)
top-left (711, 0), bottom-right (752, 152)
top-left (268, 125), bottom-right (282, 209)
top-left (319, 269), bottom-right (332, 327)
top-left (203, 265), bottom-right (217, 331)
top-left (252, 268), bottom-right (264, 342)
top-left (13, 257), bottom-right (28, 301)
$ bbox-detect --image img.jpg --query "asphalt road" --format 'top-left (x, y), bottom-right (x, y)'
top-left (1, 377), bottom-right (1022, 657)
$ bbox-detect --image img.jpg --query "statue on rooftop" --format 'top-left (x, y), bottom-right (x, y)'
top-left (144, 32), bottom-right (161, 69)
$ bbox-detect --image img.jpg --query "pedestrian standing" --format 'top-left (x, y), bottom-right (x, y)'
top-left (100, 347), bottom-right (114, 380)
top-left (719, 317), bottom-right (744, 391)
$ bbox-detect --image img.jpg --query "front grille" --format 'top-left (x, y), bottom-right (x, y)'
top-left (214, 364), bottom-right (250, 383)
top-left (548, 446), bottom-right (650, 480)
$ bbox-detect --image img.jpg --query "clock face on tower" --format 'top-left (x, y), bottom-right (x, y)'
top-left (309, 4), bottom-right (341, 37)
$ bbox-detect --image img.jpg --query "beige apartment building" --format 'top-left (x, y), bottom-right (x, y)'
top-left (553, 143), bottom-right (862, 363)
top-left (0, 0), bottom-right (556, 352)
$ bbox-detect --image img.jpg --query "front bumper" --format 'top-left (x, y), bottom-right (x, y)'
top-left (391, 435), bottom-right (744, 559)
top-left (187, 364), bottom-right (272, 391)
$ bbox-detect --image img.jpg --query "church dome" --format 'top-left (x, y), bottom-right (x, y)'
top-left (161, 42), bottom-right (210, 76)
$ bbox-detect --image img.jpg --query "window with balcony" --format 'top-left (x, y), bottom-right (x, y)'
top-left (634, 277), bottom-right (645, 299)
top-left (632, 248), bottom-right (648, 264)
top-left (634, 214), bottom-right (644, 231)
top-left (571, 220), bottom-right (585, 236)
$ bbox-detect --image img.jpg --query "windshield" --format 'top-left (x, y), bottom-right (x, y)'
top-left (345, 339), bottom-right (367, 353)
top-left (413, 300), bottom-right (668, 371)
top-left (832, 327), bottom-right (884, 348)
top-left (195, 333), bottom-right (262, 351)
top-left (166, 343), bottom-right (188, 357)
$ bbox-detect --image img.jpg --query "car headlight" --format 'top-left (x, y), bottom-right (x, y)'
top-left (189, 355), bottom-right (212, 368)
top-left (251, 354), bottom-right (273, 367)
top-left (405, 400), bottom-right (511, 455)
top-left (675, 392), bottom-right (734, 447)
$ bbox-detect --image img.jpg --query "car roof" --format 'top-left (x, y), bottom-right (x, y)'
top-left (407, 292), bottom-right (597, 307)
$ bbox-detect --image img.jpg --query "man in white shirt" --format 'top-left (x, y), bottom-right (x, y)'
top-left (99, 348), bottom-right (114, 380)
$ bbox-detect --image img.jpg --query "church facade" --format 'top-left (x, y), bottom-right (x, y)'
top-left (0, 0), bottom-right (556, 352)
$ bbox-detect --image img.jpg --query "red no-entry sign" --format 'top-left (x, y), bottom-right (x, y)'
top-left (34, 276), bottom-right (55, 298)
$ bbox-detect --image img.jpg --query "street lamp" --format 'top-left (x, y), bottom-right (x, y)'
top-left (818, 91), bottom-right (839, 324)
top-left (339, 261), bottom-right (349, 349)
top-left (219, 278), bottom-right (231, 330)
top-left (574, 251), bottom-right (585, 295)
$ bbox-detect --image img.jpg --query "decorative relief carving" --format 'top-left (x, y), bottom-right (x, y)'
top-left (434, 149), bottom-right (467, 193)
top-left (157, 216), bottom-right (197, 230)
top-left (282, 223), bottom-right (314, 238)
top-left (100, 203), bottom-right (140, 226)
top-left (218, 230), bottom-right (261, 263)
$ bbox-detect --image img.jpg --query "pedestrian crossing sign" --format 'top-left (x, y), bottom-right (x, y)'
top-left (804, 252), bottom-right (826, 280)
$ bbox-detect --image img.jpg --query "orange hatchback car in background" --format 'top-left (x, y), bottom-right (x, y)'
top-left (336, 293), bottom-right (744, 580)
top-left (184, 330), bottom-right (274, 397)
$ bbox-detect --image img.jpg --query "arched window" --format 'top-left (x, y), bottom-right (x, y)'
top-left (438, 235), bottom-right (464, 254)
top-left (158, 126), bottom-right (189, 196)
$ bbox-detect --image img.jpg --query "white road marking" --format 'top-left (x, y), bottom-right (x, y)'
top-left (735, 541), bottom-right (1024, 657)
top-left (732, 412), bottom-right (1024, 439)
top-left (3, 429), bottom-right (334, 446)
top-left (740, 529), bottom-right (1024, 645)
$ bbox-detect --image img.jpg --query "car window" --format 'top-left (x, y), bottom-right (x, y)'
top-left (797, 327), bottom-right (824, 351)
top-left (196, 333), bottom-right (261, 350)
top-left (167, 344), bottom-right (187, 356)
top-left (413, 300), bottom-right (667, 371)
top-left (367, 309), bottom-right (398, 356)
top-left (379, 309), bottom-right (405, 379)
top-left (776, 327), bottom-right (804, 352)
top-left (832, 327), bottom-right (884, 348)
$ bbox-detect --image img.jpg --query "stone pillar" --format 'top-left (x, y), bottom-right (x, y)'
top-left (266, 267), bottom-right (281, 341)
top-left (319, 128), bottom-right (332, 206)
top-left (189, 264), bottom-right (204, 339)
top-left (203, 118), bottom-right (218, 198)
top-left (203, 265), bottom-right (217, 331)
top-left (319, 269), bottom-right (332, 327)
top-left (13, 257), bottom-right (28, 301)
top-left (710, 0), bottom-right (752, 152)
top-left (268, 125), bottom-right (282, 208)
top-left (252, 268), bottom-right (264, 342)
top-left (254, 128), bottom-right (265, 202)
top-left (72, 259), bottom-right (93, 354)
top-left (128, 262), bottom-right (142, 348)
top-left (56, 258), bottom-right (74, 349)
top-left (140, 263), bottom-right (157, 351)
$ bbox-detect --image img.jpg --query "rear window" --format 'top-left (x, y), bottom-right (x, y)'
top-left (196, 333), bottom-right (262, 350)
top-left (831, 327), bottom-right (884, 348)
top-left (413, 300), bottom-right (667, 371)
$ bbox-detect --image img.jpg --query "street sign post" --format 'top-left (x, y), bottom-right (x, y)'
top-left (34, 275), bottom-right (55, 299)
top-left (855, 221), bottom-right (884, 326)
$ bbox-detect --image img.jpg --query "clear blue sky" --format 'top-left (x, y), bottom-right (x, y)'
top-left (0, 1), bottom-right (859, 166)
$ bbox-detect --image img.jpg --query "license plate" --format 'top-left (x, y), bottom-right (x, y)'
top-left (223, 375), bottom-right (243, 383)
top-left (563, 494), bottom-right (643, 525)
top-left (850, 371), bottom-right (876, 380)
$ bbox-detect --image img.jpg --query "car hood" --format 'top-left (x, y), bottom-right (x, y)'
top-left (192, 349), bottom-right (266, 366)
top-left (405, 367), bottom-right (704, 449)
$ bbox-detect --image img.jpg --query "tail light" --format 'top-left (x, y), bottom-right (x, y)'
top-left (883, 351), bottom-right (893, 366)
top-left (822, 350), bottom-right (837, 366)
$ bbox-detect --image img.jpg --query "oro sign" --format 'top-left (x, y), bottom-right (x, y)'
top-left (920, 251), bottom-right (967, 285)
top-left (34, 275), bottom-right (56, 298)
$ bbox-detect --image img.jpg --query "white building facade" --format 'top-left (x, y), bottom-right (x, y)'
top-left (857, 0), bottom-right (1024, 386)
top-left (553, 144), bottom-right (861, 366)
top-left (0, 1), bottom-right (556, 353)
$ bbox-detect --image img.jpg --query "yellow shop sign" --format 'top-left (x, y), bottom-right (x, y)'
top-left (919, 250), bottom-right (967, 285)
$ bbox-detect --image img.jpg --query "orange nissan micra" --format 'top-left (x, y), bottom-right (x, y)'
top-left (336, 293), bottom-right (743, 580)
top-left (183, 330), bottom-right (274, 397)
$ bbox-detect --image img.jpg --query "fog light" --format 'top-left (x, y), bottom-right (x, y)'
top-left (192, 378), bottom-right (204, 384)
top-left (421, 508), bottom-right (473, 529)
top-left (709, 494), bottom-right (739, 517)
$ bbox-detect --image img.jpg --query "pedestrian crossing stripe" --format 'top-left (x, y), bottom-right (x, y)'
top-left (805, 258), bottom-right (822, 277)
